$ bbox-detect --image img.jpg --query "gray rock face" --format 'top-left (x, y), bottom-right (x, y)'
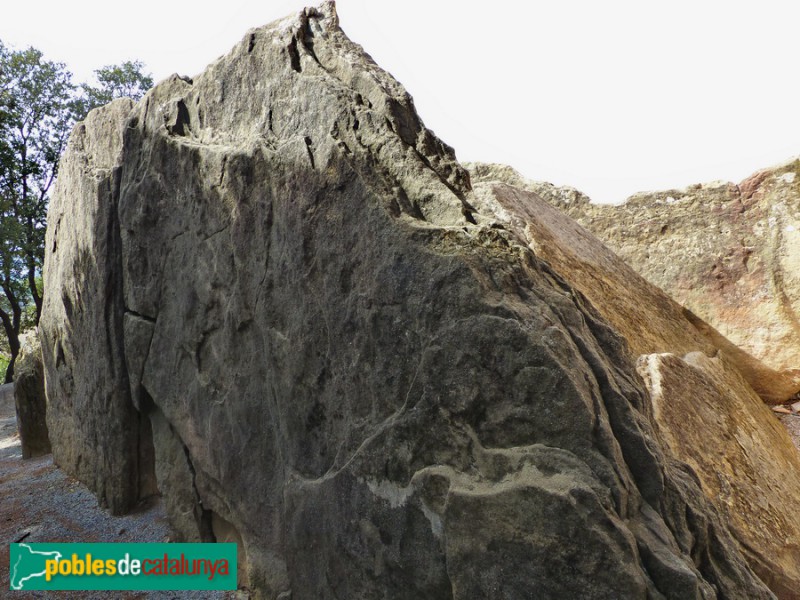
top-left (39, 97), bottom-right (152, 513)
top-left (13, 332), bottom-right (50, 458)
top-left (41, 3), bottom-right (780, 598)
top-left (468, 177), bottom-right (800, 597)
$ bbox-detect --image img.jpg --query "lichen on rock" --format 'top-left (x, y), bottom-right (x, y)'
top-left (39, 3), bottom-right (793, 598)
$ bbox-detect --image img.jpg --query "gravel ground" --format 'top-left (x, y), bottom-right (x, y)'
top-left (0, 384), bottom-right (241, 599)
top-left (4, 380), bottom-right (799, 599)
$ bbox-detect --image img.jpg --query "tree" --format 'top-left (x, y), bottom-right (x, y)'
top-left (0, 42), bottom-right (75, 382)
top-left (78, 60), bottom-right (153, 117)
top-left (0, 45), bottom-right (153, 382)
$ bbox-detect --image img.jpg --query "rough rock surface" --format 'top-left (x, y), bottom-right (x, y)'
top-left (468, 164), bottom-right (800, 402)
top-left (638, 352), bottom-right (800, 599)
top-left (40, 97), bottom-right (156, 515)
top-left (469, 160), bottom-right (800, 376)
top-left (468, 177), bottom-right (800, 597)
top-left (13, 332), bottom-right (50, 458)
top-left (0, 386), bottom-right (227, 600)
top-left (41, 3), bottom-right (794, 598)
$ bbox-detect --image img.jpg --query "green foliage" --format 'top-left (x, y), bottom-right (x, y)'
top-left (0, 41), bottom-right (74, 381)
top-left (0, 42), bottom-right (153, 381)
top-left (77, 60), bottom-right (153, 118)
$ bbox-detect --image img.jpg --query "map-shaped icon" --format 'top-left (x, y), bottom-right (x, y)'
top-left (10, 543), bottom-right (62, 590)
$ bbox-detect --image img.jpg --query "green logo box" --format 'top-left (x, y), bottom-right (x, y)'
top-left (9, 542), bottom-right (237, 591)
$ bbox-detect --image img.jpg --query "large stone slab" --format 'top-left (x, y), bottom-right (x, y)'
top-left (471, 172), bottom-right (800, 598)
top-left (40, 2), bottom-right (790, 597)
top-left (470, 160), bottom-right (800, 377)
top-left (13, 332), bottom-right (50, 458)
top-left (639, 352), bottom-right (800, 598)
top-left (39, 98), bottom-right (150, 514)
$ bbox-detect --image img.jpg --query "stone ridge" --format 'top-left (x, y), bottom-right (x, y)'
top-left (469, 160), bottom-right (800, 399)
top-left (612, 159), bottom-right (800, 373)
top-left (470, 161), bottom-right (800, 595)
top-left (40, 3), bottom-right (790, 598)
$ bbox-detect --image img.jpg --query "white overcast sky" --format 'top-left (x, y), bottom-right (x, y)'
top-left (2, 0), bottom-right (799, 203)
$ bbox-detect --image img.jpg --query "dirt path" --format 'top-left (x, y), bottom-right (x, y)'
top-left (0, 384), bottom-right (232, 599)
top-left (3, 380), bottom-right (798, 599)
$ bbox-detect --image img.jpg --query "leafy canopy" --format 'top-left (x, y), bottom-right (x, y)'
top-left (0, 42), bottom-right (152, 381)
top-left (0, 42), bottom-right (74, 327)
top-left (79, 60), bottom-right (154, 116)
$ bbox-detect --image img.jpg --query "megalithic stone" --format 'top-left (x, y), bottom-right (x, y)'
top-left (39, 2), bottom-right (793, 597)
top-left (14, 332), bottom-right (51, 459)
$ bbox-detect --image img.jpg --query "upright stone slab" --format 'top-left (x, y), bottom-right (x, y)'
top-left (40, 98), bottom-right (147, 514)
top-left (40, 3), bottom-right (790, 597)
top-left (13, 332), bottom-right (50, 458)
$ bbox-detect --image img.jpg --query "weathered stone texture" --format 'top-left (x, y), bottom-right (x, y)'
top-left (638, 352), bottom-right (800, 599)
top-left (13, 332), bottom-right (50, 458)
top-left (468, 177), bottom-right (800, 598)
top-left (39, 98), bottom-right (146, 514)
top-left (40, 3), bottom-right (795, 598)
top-left (469, 160), bottom-right (800, 377)
top-left (468, 169), bottom-right (800, 403)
